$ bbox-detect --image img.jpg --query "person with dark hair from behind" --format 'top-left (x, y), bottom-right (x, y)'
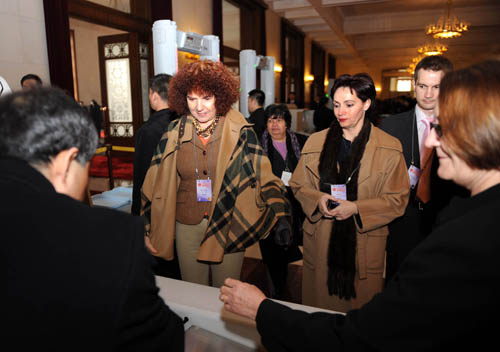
top-left (248, 88), bottom-right (266, 140)
top-left (20, 73), bottom-right (42, 90)
top-left (132, 73), bottom-right (177, 215)
top-left (132, 73), bottom-right (181, 279)
top-left (379, 55), bottom-right (467, 284)
top-left (1, 87), bottom-right (184, 351)
top-left (313, 95), bottom-right (334, 132)
top-left (259, 104), bottom-right (307, 299)
top-left (221, 59), bottom-right (500, 352)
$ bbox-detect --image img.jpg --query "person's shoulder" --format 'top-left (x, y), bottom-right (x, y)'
top-left (379, 109), bottom-right (413, 127)
top-left (371, 126), bottom-right (403, 153)
top-left (294, 131), bottom-right (309, 147)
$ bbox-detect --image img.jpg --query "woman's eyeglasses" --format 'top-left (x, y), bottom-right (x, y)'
top-left (430, 122), bottom-right (442, 138)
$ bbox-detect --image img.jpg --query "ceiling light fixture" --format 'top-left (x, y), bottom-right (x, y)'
top-left (426, 0), bottom-right (469, 39)
top-left (417, 42), bottom-right (448, 56)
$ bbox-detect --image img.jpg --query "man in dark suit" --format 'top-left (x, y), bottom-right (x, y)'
top-left (379, 55), bottom-right (466, 283)
top-left (248, 88), bottom-right (266, 141)
top-left (132, 73), bottom-right (177, 215)
top-left (132, 73), bottom-right (181, 280)
top-left (1, 87), bottom-right (184, 351)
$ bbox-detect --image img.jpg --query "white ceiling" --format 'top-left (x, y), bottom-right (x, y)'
top-left (264, 0), bottom-right (500, 72)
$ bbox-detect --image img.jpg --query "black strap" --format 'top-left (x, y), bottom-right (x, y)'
top-left (176, 115), bottom-right (188, 150)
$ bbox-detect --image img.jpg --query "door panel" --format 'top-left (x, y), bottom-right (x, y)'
top-left (98, 33), bottom-right (150, 146)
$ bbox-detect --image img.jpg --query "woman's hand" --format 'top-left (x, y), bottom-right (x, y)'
top-left (144, 236), bottom-right (159, 255)
top-left (220, 278), bottom-right (266, 321)
top-left (318, 194), bottom-right (358, 221)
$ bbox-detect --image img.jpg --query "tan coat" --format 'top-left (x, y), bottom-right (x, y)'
top-left (289, 125), bottom-right (409, 312)
top-left (142, 109), bottom-right (288, 263)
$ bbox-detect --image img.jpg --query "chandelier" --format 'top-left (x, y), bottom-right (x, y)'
top-left (407, 56), bottom-right (425, 74)
top-left (417, 42), bottom-right (448, 56)
top-left (426, 0), bottom-right (469, 39)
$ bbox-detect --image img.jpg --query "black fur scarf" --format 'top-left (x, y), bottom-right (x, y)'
top-left (318, 117), bottom-right (371, 300)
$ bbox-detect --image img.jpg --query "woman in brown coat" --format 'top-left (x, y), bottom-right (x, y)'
top-left (289, 73), bottom-right (409, 312)
top-left (141, 61), bottom-right (289, 288)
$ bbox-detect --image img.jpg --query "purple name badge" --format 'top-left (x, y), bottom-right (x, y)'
top-left (330, 184), bottom-right (347, 200)
top-left (196, 179), bottom-right (212, 202)
top-left (408, 165), bottom-right (421, 189)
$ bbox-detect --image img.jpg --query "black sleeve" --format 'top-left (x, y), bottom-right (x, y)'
top-left (115, 218), bottom-right (184, 351)
top-left (132, 127), bottom-right (156, 215)
top-left (256, 299), bottom-right (349, 352)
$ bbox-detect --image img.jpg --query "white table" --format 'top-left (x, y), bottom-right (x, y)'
top-left (156, 277), bottom-right (343, 351)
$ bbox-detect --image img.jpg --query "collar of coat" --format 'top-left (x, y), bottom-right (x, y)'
top-left (300, 123), bottom-right (403, 186)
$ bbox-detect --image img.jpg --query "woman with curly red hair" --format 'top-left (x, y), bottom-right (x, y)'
top-left (141, 60), bottom-right (290, 287)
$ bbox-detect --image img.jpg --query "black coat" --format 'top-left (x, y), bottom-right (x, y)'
top-left (132, 108), bottom-right (177, 215)
top-left (313, 106), bottom-right (334, 132)
top-left (256, 183), bottom-right (500, 351)
top-left (248, 107), bottom-right (267, 142)
top-left (2, 158), bottom-right (184, 351)
top-left (263, 131), bottom-right (307, 246)
top-left (379, 109), bottom-right (467, 281)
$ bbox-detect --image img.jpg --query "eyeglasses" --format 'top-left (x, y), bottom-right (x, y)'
top-left (430, 122), bottom-right (442, 138)
top-left (267, 117), bottom-right (285, 124)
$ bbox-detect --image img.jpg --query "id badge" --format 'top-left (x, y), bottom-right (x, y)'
top-left (330, 184), bottom-right (347, 200)
top-left (408, 165), bottom-right (421, 189)
top-left (281, 171), bottom-right (292, 186)
top-left (196, 179), bottom-right (212, 202)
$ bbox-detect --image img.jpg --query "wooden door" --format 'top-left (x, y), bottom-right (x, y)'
top-left (98, 33), bottom-right (151, 147)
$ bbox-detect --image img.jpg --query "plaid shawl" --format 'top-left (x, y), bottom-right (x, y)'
top-left (142, 112), bottom-right (290, 262)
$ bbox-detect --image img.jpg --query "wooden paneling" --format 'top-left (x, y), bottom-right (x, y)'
top-left (68, 0), bottom-right (151, 33)
top-left (43, 0), bottom-right (74, 95)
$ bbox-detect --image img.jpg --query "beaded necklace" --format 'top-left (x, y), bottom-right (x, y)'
top-left (193, 115), bottom-right (220, 138)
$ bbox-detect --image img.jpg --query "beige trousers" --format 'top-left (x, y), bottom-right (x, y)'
top-left (175, 219), bottom-right (245, 288)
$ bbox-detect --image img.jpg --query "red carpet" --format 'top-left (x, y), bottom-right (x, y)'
top-left (89, 155), bottom-right (133, 180)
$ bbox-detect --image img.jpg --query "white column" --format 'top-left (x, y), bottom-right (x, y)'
top-left (152, 20), bottom-right (178, 76)
top-left (239, 49), bottom-right (257, 118)
top-left (260, 56), bottom-right (275, 109)
top-left (200, 35), bottom-right (220, 62)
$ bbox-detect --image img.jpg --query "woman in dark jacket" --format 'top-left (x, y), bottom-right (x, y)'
top-left (259, 104), bottom-right (307, 298)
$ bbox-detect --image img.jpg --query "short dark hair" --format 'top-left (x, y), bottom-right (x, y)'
top-left (264, 104), bottom-right (292, 128)
top-left (20, 74), bottom-right (42, 87)
top-left (332, 73), bottom-right (376, 121)
top-left (0, 87), bottom-right (98, 166)
top-left (414, 55), bottom-right (453, 82)
top-left (248, 89), bottom-right (265, 107)
top-left (150, 73), bottom-right (172, 101)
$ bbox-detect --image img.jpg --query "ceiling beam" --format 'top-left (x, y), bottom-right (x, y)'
top-left (307, 0), bottom-right (367, 67)
top-left (270, 0), bottom-right (311, 11)
top-left (321, 0), bottom-right (390, 6)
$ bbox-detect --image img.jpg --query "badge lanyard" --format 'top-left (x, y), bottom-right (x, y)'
top-left (325, 162), bottom-right (361, 200)
top-left (193, 120), bottom-right (217, 202)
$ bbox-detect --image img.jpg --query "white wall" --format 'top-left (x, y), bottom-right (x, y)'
top-left (0, 0), bottom-right (49, 91)
top-left (172, 0), bottom-right (212, 36)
